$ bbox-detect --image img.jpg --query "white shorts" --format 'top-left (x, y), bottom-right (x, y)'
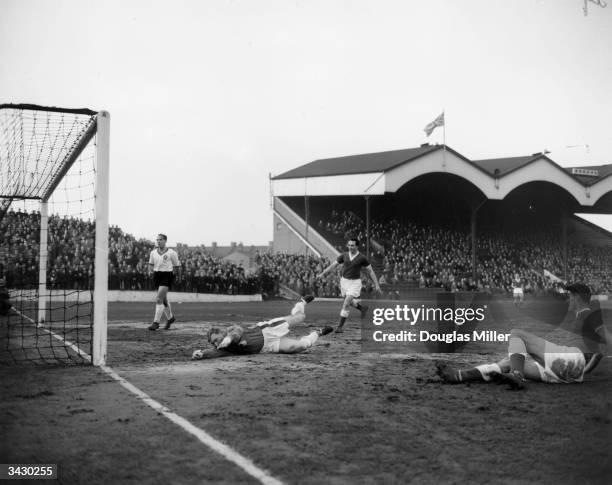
top-left (513, 288), bottom-right (523, 297)
top-left (257, 318), bottom-right (290, 353)
top-left (340, 277), bottom-right (362, 298)
top-left (533, 341), bottom-right (586, 383)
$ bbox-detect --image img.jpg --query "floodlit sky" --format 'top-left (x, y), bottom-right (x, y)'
top-left (1, 0), bottom-right (611, 245)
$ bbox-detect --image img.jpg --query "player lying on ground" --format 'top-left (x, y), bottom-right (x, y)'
top-left (436, 283), bottom-right (608, 390)
top-left (316, 237), bottom-right (381, 333)
top-left (192, 296), bottom-right (333, 360)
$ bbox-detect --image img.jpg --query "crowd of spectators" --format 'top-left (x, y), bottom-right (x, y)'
top-left (317, 212), bottom-right (612, 296)
top-left (1, 208), bottom-right (610, 298)
top-left (0, 210), bottom-right (259, 295)
top-left (254, 252), bottom-right (339, 298)
top-left (319, 210), bottom-right (367, 246)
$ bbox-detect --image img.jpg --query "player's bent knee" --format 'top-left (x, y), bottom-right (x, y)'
top-left (497, 359), bottom-right (511, 372)
top-left (286, 313), bottom-right (305, 326)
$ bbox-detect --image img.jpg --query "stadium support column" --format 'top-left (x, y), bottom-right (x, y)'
top-left (37, 201), bottom-right (48, 324)
top-left (471, 198), bottom-right (486, 282)
top-left (562, 212), bottom-right (568, 281)
top-left (471, 207), bottom-right (476, 281)
top-left (304, 195), bottom-right (310, 254)
top-left (93, 111), bottom-right (110, 366)
top-left (365, 195), bottom-right (371, 260)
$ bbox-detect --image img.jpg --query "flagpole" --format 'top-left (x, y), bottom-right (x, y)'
top-left (442, 109), bottom-right (446, 168)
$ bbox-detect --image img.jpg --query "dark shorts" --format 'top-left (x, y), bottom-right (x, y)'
top-left (153, 271), bottom-right (174, 290)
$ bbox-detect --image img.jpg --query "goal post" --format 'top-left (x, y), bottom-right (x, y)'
top-left (37, 200), bottom-right (49, 325)
top-left (0, 104), bottom-right (110, 366)
top-left (93, 111), bottom-right (110, 366)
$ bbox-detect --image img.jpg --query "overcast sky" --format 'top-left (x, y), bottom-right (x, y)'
top-left (1, 0), bottom-right (611, 245)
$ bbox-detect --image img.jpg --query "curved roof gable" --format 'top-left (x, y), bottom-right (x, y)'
top-left (473, 155), bottom-right (540, 176)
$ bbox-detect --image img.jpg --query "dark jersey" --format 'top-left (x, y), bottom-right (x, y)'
top-left (579, 308), bottom-right (606, 349)
top-left (337, 252), bottom-right (370, 280)
top-left (551, 305), bottom-right (606, 353)
top-left (224, 327), bottom-right (265, 355)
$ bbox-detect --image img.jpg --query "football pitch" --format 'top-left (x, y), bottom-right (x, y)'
top-left (1, 298), bottom-right (611, 484)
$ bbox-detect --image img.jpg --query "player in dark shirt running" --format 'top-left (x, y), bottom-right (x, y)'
top-left (191, 296), bottom-right (333, 360)
top-left (436, 283), bottom-right (608, 389)
top-left (317, 238), bottom-right (381, 333)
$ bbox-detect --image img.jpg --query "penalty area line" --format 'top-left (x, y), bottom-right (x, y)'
top-left (12, 307), bottom-right (284, 485)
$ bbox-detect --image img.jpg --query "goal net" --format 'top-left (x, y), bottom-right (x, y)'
top-left (0, 104), bottom-right (109, 365)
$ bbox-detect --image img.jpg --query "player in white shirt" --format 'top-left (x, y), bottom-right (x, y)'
top-left (148, 233), bottom-right (180, 331)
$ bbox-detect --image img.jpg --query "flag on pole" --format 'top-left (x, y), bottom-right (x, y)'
top-left (424, 112), bottom-right (444, 137)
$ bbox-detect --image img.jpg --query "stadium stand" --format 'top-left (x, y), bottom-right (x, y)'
top-left (2, 145), bottom-right (610, 300)
top-left (271, 145), bottom-right (612, 298)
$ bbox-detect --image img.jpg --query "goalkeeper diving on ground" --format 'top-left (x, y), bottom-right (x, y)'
top-left (191, 296), bottom-right (333, 360)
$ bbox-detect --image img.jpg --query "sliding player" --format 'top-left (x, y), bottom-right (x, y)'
top-left (148, 233), bottom-right (180, 331)
top-left (436, 283), bottom-right (608, 390)
top-left (316, 238), bottom-right (381, 333)
top-left (192, 296), bottom-right (333, 359)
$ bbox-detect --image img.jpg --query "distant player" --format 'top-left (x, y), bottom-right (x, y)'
top-left (191, 296), bottom-right (333, 359)
top-left (148, 233), bottom-right (180, 331)
top-left (436, 283), bottom-right (608, 390)
top-left (0, 278), bottom-right (11, 317)
top-left (512, 273), bottom-right (524, 308)
top-left (317, 238), bottom-right (381, 333)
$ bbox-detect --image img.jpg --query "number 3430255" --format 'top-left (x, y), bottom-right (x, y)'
top-left (1, 464), bottom-right (57, 479)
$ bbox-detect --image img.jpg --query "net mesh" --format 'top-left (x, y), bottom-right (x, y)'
top-left (0, 105), bottom-right (99, 365)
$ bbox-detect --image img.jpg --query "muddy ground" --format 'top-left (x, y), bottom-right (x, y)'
top-left (1, 299), bottom-right (611, 484)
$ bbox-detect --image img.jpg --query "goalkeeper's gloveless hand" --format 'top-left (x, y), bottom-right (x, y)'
top-left (216, 335), bottom-right (232, 349)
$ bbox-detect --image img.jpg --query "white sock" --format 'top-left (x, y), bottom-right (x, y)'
top-left (299, 332), bottom-right (319, 349)
top-left (154, 304), bottom-right (164, 323)
top-left (475, 363), bottom-right (502, 382)
top-left (164, 303), bottom-right (173, 319)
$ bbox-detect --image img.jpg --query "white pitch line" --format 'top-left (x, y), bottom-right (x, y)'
top-left (101, 364), bottom-right (284, 485)
top-left (9, 307), bottom-right (285, 485)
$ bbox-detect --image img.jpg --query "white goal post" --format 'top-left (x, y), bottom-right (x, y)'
top-left (93, 110), bottom-right (110, 366)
